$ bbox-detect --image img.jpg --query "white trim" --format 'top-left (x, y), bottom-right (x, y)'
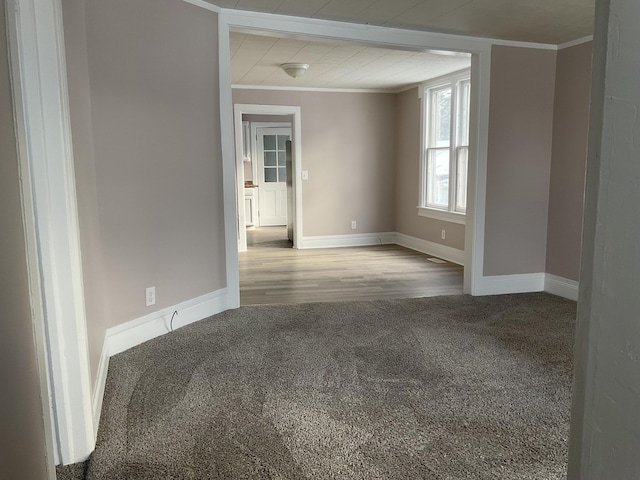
top-left (420, 68), bottom-right (471, 90)
top-left (219, 18), bottom-right (241, 309)
top-left (489, 38), bottom-right (558, 50)
top-left (417, 207), bottom-right (466, 225)
top-left (545, 274), bottom-right (580, 301)
top-left (233, 103), bottom-right (303, 252)
top-left (395, 233), bottom-right (465, 266)
top-left (472, 273), bottom-right (546, 296)
top-left (220, 12), bottom-right (492, 299)
top-left (299, 232), bottom-right (396, 249)
top-left (107, 289), bottom-right (229, 357)
top-left (298, 232), bottom-right (466, 267)
top-left (465, 52), bottom-right (490, 296)
top-left (91, 340), bottom-right (110, 435)
top-left (9, 0), bottom-right (94, 465)
top-left (232, 84), bottom-right (400, 94)
top-left (182, 0), bottom-right (220, 13)
top-left (558, 35), bottom-right (593, 50)
top-left (222, 8), bottom-right (557, 52)
top-left (5, 1), bottom-right (57, 475)
top-left (223, 10), bottom-right (491, 54)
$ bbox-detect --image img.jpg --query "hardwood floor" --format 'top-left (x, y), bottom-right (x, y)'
top-left (239, 227), bottom-right (463, 305)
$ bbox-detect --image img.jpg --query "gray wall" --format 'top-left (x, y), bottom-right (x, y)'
top-left (568, 0), bottom-right (640, 476)
top-left (233, 89), bottom-right (397, 236)
top-left (0, 0), bottom-right (51, 476)
top-left (484, 46), bottom-right (557, 276)
top-left (62, 0), bottom-right (225, 393)
top-left (546, 42), bottom-right (593, 281)
top-left (394, 87), bottom-right (466, 250)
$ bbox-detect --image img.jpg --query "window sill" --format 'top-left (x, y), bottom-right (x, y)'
top-left (417, 206), bottom-right (466, 225)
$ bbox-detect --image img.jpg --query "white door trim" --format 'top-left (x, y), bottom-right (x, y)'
top-left (6, 0), bottom-right (94, 465)
top-left (220, 10), bottom-right (491, 294)
top-left (233, 104), bottom-right (303, 252)
top-left (218, 19), bottom-right (240, 309)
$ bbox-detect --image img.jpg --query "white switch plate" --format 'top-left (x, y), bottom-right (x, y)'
top-left (146, 286), bottom-right (156, 306)
top-left (302, 170), bottom-right (309, 180)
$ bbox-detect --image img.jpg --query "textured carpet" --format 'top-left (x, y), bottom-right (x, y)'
top-left (86, 293), bottom-right (576, 479)
top-left (56, 462), bottom-right (87, 480)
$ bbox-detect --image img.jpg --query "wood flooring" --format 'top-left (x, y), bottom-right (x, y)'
top-left (239, 227), bottom-right (463, 305)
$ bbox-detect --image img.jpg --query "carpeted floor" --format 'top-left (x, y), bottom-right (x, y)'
top-left (83, 293), bottom-right (576, 479)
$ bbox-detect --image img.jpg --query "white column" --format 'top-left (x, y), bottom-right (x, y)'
top-left (7, 0), bottom-right (94, 464)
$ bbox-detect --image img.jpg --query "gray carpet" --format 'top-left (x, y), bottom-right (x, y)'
top-left (56, 462), bottom-right (87, 480)
top-left (85, 293), bottom-right (576, 479)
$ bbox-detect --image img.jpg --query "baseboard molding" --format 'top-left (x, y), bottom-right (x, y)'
top-left (92, 339), bottom-right (110, 435)
top-left (107, 288), bottom-right (229, 357)
top-left (545, 274), bottom-right (579, 301)
top-left (474, 273), bottom-right (546, 296)
top-left (299, 232), bottom-right (396, 249)
top-left (394, 233), bottom-right (465, 265)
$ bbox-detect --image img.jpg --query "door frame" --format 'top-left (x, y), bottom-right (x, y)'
top-left (254, 124), bottom-right (292, 228)
top-left (233, 105), bottom-right (302, 252)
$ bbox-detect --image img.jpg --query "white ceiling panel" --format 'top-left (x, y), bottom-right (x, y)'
top-left (230, 32), bottom-right (471, 91)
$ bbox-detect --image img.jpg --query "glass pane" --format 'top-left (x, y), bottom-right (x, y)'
top-left (277, 135), bottom-right (290, 150)
top-left (264, 151), bottom-right (277, 166)
top-left (264, 167), bottom-right (277, 183)
top-left (456, 147), bottom-right (468, 212)
top-left (278, 167), bottom-right (287, 182)
top-left (432, 87), bottom-right (451, 148)
top-left (457, 80), bottom-right (471, 146)
top-left (426, 148), bottom-right (449, 208)
top-left (263, 135), bottom-right (276, 150)
top-left (278, 151), bottom-right (286, 166)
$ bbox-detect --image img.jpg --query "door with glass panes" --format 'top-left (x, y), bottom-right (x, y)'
top-left (257, 127), bottom-right (291, 226)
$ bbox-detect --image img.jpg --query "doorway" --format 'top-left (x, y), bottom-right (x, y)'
top-left (255, 126), bottom-right (291, 227)
top-left (234, 105), bottom-right (303, 253)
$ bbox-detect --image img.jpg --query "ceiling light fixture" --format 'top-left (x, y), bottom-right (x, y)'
top-left (281, 63), bottom-right (309, 78)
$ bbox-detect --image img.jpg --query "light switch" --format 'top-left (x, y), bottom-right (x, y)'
top-left (302, 170), bottom-right (309, 180)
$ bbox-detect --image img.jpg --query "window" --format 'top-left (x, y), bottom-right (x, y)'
top-left (419, 70), bottom-right (470, 224)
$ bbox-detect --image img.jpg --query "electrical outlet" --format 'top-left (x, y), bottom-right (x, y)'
top-left (441, 229), bottom-right (446, 239)
top-left (351, 220), bottom-right (357, 230)
top-left (146, 286), bottom-right (156, 306)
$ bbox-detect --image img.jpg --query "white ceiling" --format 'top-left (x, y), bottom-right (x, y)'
top-left (222, 0), bottom-right (594, 91)
top-left (230, 33), bottom-right (471, 91)
top-left (214, 0), bottom-right (594, 45)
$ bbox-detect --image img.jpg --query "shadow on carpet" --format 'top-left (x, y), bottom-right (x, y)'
top-left (86, 293), bottom-right (576, 479)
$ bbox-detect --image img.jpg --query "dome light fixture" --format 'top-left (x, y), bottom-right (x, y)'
top-left (281, 63), bottom-right (309, 78)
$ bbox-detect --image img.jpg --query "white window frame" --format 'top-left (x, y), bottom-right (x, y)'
top-left (418, 69), bottom-right (471, 225)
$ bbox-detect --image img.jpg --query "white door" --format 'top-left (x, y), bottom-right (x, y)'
top-left (257, 127), bottom-right (291, 226)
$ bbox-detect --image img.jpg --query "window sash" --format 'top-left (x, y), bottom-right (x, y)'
top-left (425, 147), bottom-right (450, 209)
top-left (420, 71), bottom-right (470, 216)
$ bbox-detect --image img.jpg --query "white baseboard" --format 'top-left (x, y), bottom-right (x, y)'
top-left (106, 288), bottom-right (229, 357)
top-left (473, 273), bottom-right (546, 296)
top-left (545, 273), bottom-right (579, 301)
top-left (92, 339), bottom-right (109, 435)
top-left (394, 233), bottom-right (465, 265)
top-left (299, 232), bottom-right (396, 249)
